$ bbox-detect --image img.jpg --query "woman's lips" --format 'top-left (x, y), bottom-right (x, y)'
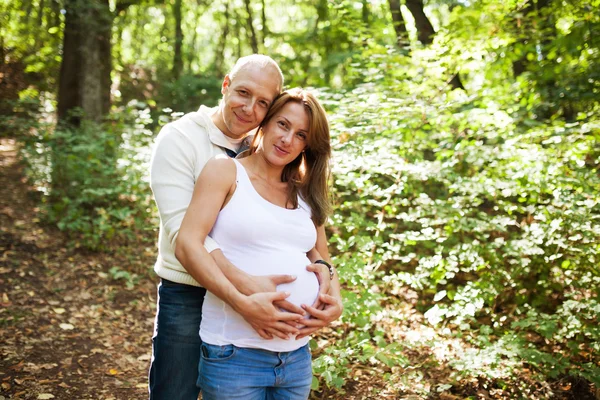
top-left (273, 144), bottom-right (289, 156)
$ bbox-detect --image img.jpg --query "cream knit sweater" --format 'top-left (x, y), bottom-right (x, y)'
top-left (149, 105), bottom-right (240, 286)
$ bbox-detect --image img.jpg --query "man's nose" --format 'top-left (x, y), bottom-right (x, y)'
top-left (241, 98), bottom-right (255, 115)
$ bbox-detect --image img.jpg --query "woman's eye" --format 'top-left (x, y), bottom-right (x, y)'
top-left (259, 101), bottom-right (269, 108)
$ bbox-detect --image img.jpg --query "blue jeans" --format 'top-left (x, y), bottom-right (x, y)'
top-left (148, 279), bottom-right (207, 400)
top-left (198, 343), bottom-right (313, 400)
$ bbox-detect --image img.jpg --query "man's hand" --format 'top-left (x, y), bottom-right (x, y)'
top-left (295, 293), bottom-right (343, 339)
top-left (306, 263), bottom-right (331, 310)
top-left (235, 291), bottom-right (305, 340)
top-left (244, 274), bottom-right (305, 315)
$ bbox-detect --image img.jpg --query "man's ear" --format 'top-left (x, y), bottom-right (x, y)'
top-left (221, 75), bottom-right (231, 94)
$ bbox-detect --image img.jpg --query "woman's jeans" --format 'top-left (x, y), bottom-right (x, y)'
top-left (148, 279), bottom-right (206, 400)
top-left (198, 343), bottom-right (313, 400)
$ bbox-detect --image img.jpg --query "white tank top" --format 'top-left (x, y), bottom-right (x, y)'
top-left (200, 158), bottom-right (319, 352)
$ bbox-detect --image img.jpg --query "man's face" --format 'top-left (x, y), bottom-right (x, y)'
top-left (217, 64), bottom-right (281, 139)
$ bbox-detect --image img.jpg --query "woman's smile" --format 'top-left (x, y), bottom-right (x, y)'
top-left (273, 144), bottom-right (290, 156)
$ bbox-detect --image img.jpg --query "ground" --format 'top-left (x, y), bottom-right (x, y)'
top-left (0, 137), bottom-right (374, 400)
top-left (0, 138), bottom-right (158, 400)
top-left (0, 137), bottom-right (598, 400)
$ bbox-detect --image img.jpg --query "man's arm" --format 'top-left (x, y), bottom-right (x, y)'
top-left (175, 158), bottom-right (304, 338)
top-left (150, 125), bottom-right (221, 254)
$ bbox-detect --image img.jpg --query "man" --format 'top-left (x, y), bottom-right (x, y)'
top-left (148, 55), bottom-right (343, 400)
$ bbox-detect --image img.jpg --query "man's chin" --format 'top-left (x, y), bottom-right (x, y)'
top-left (230, 125), bottom-right (257, 138)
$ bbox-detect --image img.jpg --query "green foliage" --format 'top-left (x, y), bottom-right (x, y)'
top-left (3, 0), bottom-right (600, 396)
top-left (0, 0), bottom-right (63, 92)
top-left (109, 266), bottom-right (140, 289)
top-left (13, 101), bottom-right (158, 250)
top-left (318, 41), bottom-right (600, 392)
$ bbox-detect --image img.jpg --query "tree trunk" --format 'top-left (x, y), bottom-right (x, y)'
top-left (187, 7), bottom-right (199, 72)
top-left (404, 0), bottom-right (434, 45)
top-left (260, 0), bottom-right (267, 47)
top-left (387, 0), bottom-right (408, 49)
top-left (403, 0), bottom-right (464, 90)
top-left (215, 1), bottom-right (230, 77)
top-left (244, 0), bottom-right (259, 53)
top-left (37, 0), bottom-right (45, 27)
top-left (57, 0), bottom-right (112, 125)
top-left (511, 0), bottom-right (552, 78)
top-left (234, 9), bottom-right (242, 58)
top-left (172, 0), bottom-right (183, 79)
top-left (50, 0), bottom-right (61, 30)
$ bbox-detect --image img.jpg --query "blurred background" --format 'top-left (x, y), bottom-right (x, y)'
top-left (0, 0), bottom-right (599, 398)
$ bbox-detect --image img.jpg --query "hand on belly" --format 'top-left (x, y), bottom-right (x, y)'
top-left (276, 269), bottom-right (320, 316)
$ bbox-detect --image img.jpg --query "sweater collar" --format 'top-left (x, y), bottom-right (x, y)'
top-left (190, 105), bottom-right (254, 153)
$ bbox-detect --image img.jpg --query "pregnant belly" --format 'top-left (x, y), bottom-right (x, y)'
top-left (276, 268), bottom-right (320, 314)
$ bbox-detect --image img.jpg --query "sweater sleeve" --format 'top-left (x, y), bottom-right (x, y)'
top-left (150, 123), bottom-right (221, 254)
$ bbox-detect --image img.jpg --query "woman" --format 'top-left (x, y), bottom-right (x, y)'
top-left (176, 88), bottom-right (339, 399)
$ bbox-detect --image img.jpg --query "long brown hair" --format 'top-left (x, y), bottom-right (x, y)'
top-left (250, 88), bottom-right (331, 226)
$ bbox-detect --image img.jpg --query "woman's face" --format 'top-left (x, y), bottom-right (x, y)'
top-left (260, 101), bottom-right (309, 166)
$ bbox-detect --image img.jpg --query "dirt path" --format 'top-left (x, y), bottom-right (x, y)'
top-left (0, 138), bottom-right (158, 399)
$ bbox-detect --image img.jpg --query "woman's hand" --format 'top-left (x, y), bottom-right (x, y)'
top-left (306, 262), bottom-right (331, 310)
top-left (236, 291), bottom-right (305, 340)
top-left (295, 293), bottom-right (343, 339)
top-left (244, 274), bottom-right (306, 316)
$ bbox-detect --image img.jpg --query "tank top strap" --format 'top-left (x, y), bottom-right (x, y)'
top-left (231, 158), bottom-right (251, 188)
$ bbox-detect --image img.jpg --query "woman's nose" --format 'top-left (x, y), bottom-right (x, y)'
top-left (280, 131), bottom-right (293, 144)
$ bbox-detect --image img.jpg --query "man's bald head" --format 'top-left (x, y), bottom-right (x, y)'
top-left (228, 54), bottom-right (284, 93)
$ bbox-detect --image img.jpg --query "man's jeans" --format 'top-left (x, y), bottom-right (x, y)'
top-left (149, 279), bottom-right (207, 400)
top-left (198, 343), bottom-right (313, 400)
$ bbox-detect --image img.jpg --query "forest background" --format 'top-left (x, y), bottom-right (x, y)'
top-left (0, 0), bottom-right (599, 399)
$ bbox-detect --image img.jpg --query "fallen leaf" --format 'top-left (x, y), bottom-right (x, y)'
top-left (137, 354), bottom-right (151, 361)
top-left (9, 360), bottom-right (24, 371)
top-left (59, 323), bottom-right (74, 330)
top-left (135, 383), bottom-right (147, 389)
top-left (60, 357), bottom-right (72, 366)
top-left (1, 382), bottom-right (10, 390)
top-left (37, 394), bottom-right (55, 400)
top-left (53, 308), bottom-right (66, 314)
top-left (107, 368), bottom-right (119, 375)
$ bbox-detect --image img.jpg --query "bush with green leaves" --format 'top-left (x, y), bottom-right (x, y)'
top-left (311, 45), bottom-right (600, 394)
top-left (14, 101), bottom-right (160, 250)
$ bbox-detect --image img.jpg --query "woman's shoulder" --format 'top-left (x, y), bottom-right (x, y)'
top-left (202, 155), bottom-right (237, 181)
top-left (206, 154), bottom-right (239, 169)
